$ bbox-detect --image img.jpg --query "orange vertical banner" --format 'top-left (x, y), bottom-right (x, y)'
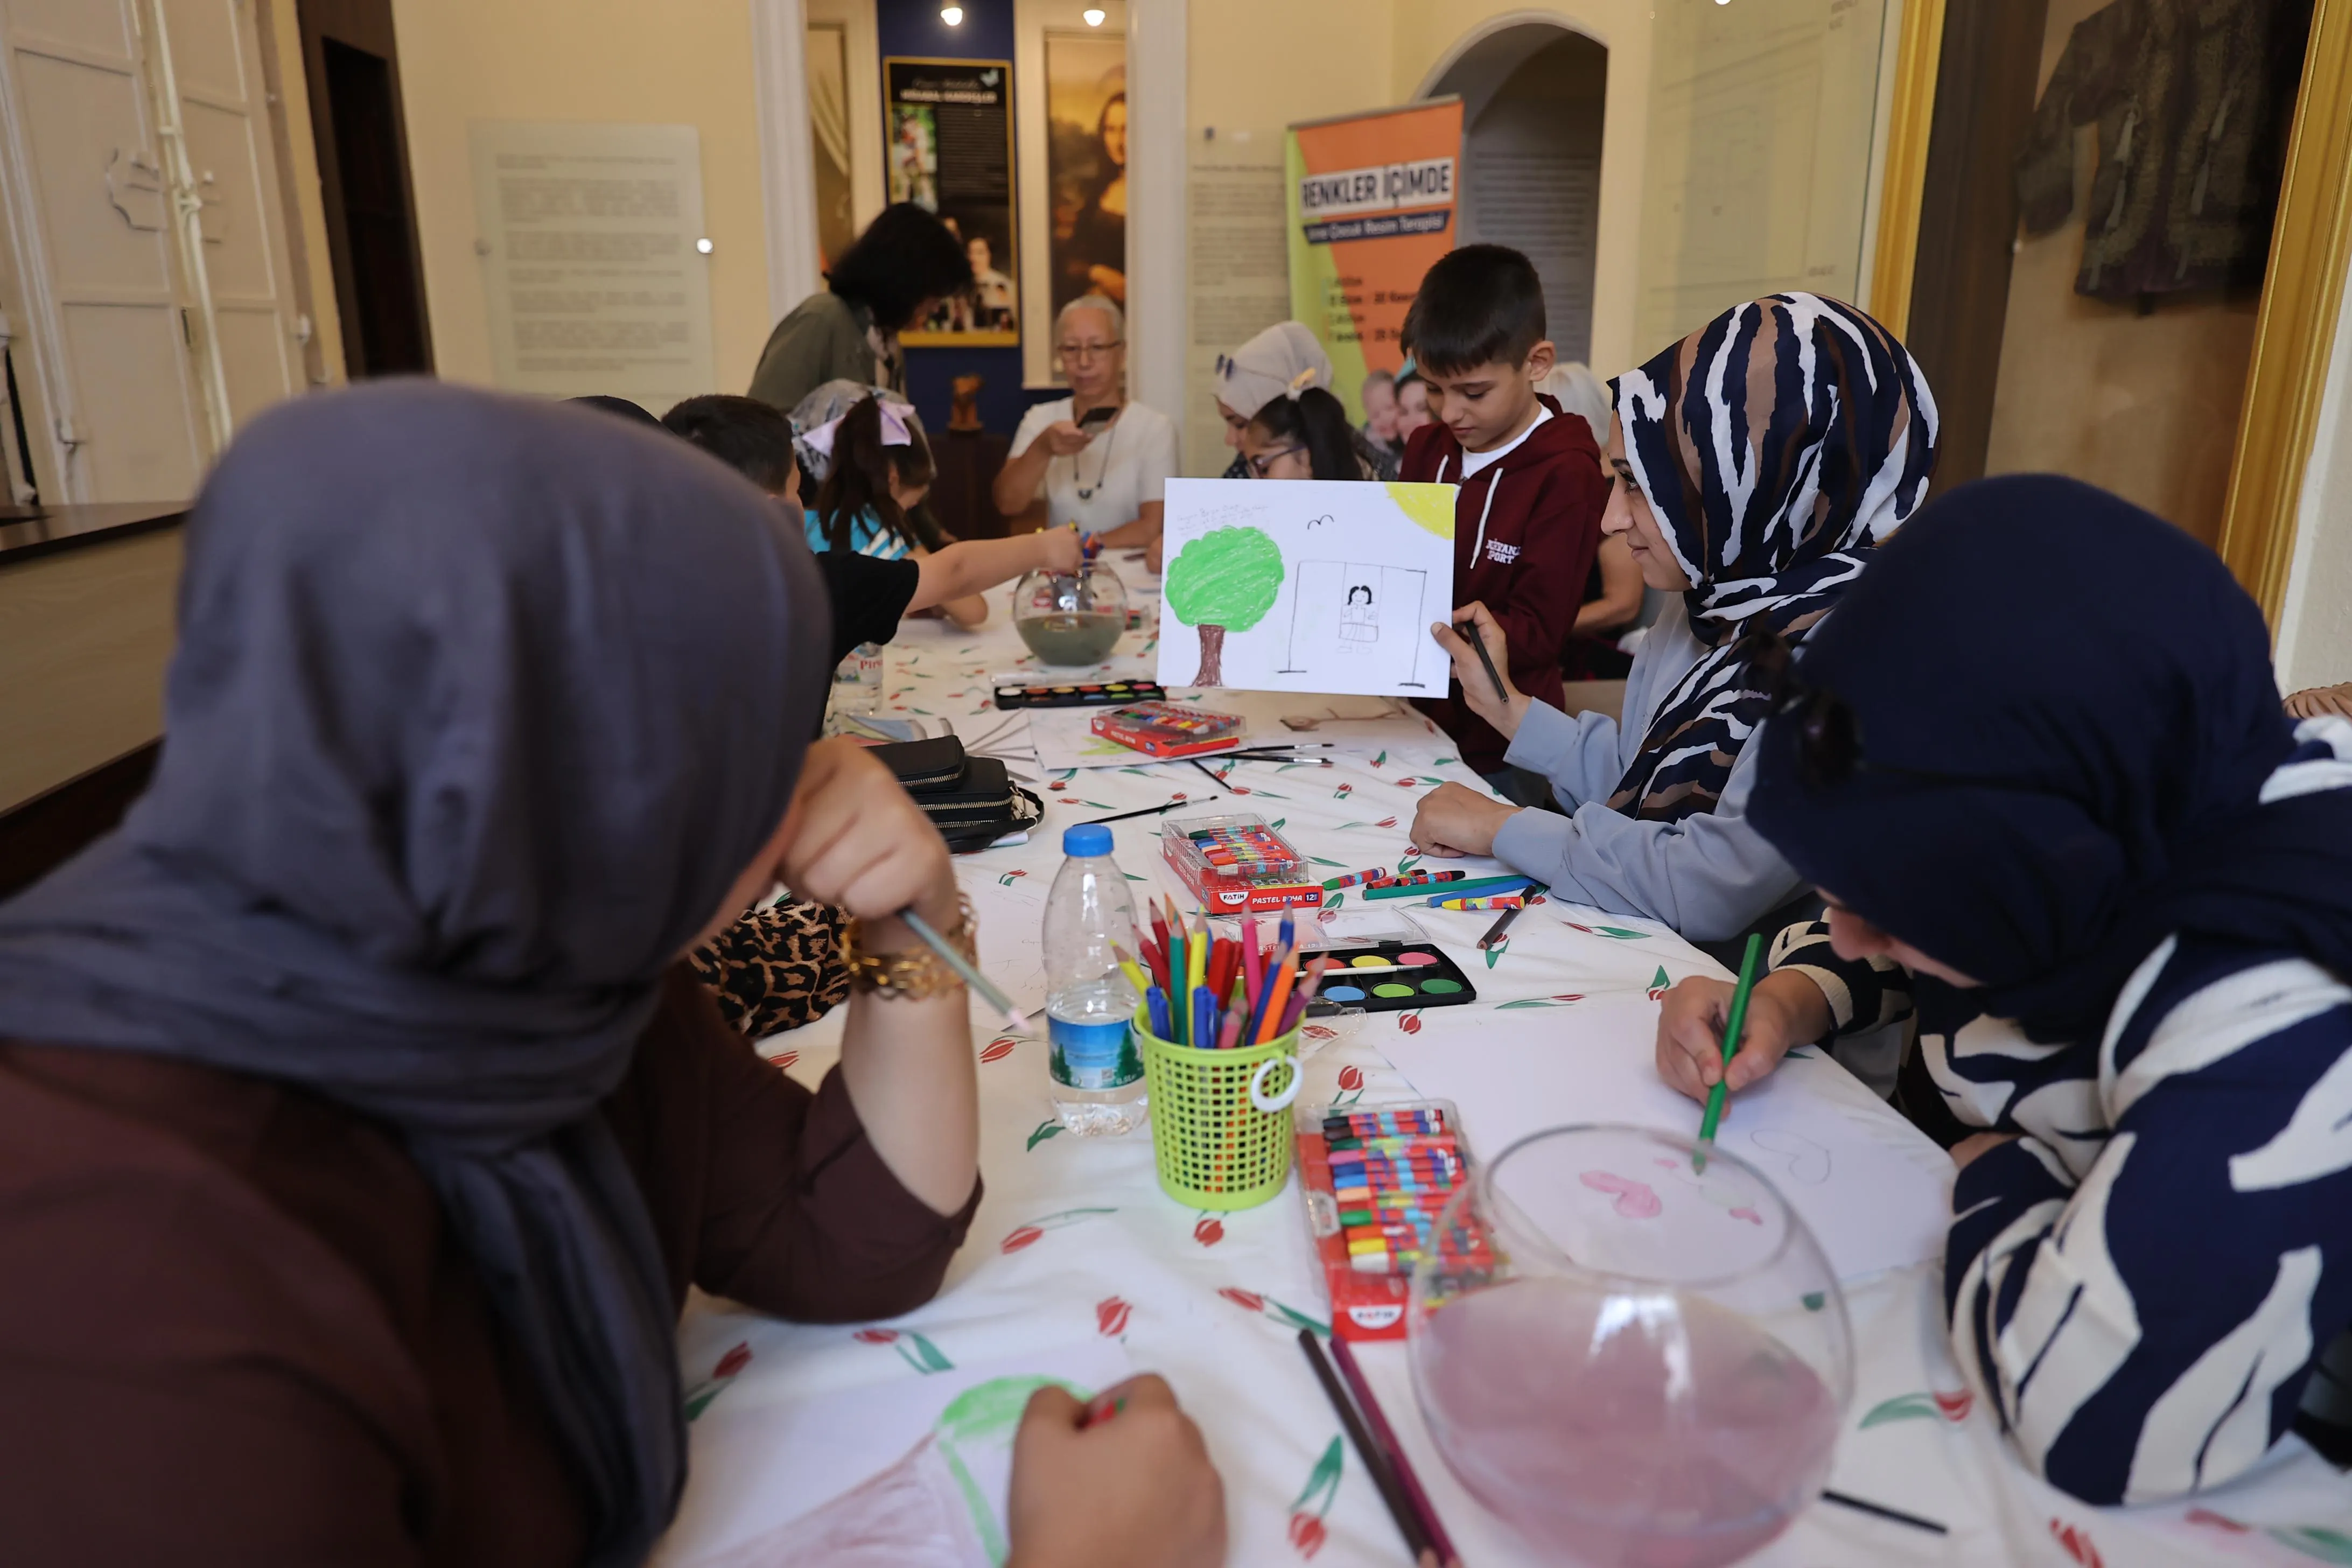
top-left (1285, 99), bottom-right (1463, 420)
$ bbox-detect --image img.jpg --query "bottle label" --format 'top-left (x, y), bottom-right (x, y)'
top-left (1049, 1014), bottom-right (1141, 1091)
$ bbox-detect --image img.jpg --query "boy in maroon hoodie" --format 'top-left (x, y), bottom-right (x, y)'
top-left (1398, 245), bottom-right (1606, 799)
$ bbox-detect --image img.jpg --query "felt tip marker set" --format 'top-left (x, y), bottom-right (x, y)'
top-left (1126, 900), bottom-right (1333, 1048)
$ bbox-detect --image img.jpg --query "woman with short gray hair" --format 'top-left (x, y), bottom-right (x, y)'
top-left (993, 295), bottom-right (1180, 558)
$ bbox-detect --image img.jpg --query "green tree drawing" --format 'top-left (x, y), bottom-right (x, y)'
top-left (1163, 526), bottom-right (1283, 685)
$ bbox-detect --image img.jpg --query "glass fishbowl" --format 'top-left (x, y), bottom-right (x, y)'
top-left (1409, 1124), bottom-right (1852, 1567)
top-left (1013, 560), bottom-right (1129, 666)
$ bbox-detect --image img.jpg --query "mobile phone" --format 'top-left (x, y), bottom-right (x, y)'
top-left (1078, 404), bottom-right (1118, 429)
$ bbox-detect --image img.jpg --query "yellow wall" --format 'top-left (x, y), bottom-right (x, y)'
top-left (388, 0), bottom-right (779, 396)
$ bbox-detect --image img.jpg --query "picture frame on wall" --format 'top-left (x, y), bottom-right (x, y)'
top-left (886, 55), bottom-right (1019, 347)
top-left (1044, 29), bottom-right (1127, 334)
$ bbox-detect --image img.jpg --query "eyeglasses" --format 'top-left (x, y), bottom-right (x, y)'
top-left (1245, 445), bottom-right (1304, 478)
top-left (1057, 340), bottom-right (1123, 361)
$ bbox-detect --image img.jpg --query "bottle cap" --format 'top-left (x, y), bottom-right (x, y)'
top-left (1061, 823), bottom-right (1114, 857)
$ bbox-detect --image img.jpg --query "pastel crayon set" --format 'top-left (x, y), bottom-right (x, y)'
top-left (1296, 1099), bottom-right (1489, 1341)
top-left (991, 678), bottom-right (1165, 709)
top-left (1091, 699), bottom-right (1247, 758)
top-left (1162, 812), bottom-right (1324, 912)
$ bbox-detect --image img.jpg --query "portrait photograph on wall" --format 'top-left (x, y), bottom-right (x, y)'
top-left (1045, 31), bottom-right (1127, 325)
top-left (886, 56), bottom-right (1019, 346)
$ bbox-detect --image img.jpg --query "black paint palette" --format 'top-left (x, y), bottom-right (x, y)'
top-left (1305, 941), bottom-right (1477, 1012)
top-left (992, 678), bottom-right (1166, 709)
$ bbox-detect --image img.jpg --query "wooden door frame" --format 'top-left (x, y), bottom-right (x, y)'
top-left (1866, 0), bottom-right (2352, 629)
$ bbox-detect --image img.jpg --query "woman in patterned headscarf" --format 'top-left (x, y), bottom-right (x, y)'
top-left (1411, 292), bottom-right (1937, 947)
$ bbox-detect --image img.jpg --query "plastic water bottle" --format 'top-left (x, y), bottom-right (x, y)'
top-left (1044, 822), bottom-right (1146, 1135)
top-left (829, 642), bottom-right (884, 720)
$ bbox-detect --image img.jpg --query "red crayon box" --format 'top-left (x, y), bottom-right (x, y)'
top-left (1296, 1096), bottom-right (1483, 1342)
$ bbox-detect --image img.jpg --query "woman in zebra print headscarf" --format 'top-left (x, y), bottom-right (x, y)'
top-left (1605, 292), bottom-right (1938, 821)
top-left (1413, 293), bottom-right (1937, 946)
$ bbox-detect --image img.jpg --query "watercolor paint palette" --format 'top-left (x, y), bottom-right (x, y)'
top-left (1310, 941), bottom-right (1477, 1011)
top-left (991, 678), bottom-right (1165, 709)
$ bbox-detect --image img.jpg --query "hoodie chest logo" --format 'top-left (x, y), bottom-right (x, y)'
top-left (1483, 538), bottom-right (1521, 566)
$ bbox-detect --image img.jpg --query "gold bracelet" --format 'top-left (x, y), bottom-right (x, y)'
top-left (842, 895), bottom-right (978, 1001)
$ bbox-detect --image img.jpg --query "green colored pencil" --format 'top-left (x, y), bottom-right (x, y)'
top-left (1693, 932), bottom-right (1763, 1173)
top-left (1364, 873), bottom-right (1531, 900)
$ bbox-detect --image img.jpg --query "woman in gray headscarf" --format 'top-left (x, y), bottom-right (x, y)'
top-left (0, 382), bottom-right (1222, 1566)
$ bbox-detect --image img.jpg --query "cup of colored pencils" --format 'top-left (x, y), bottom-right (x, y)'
top-left (1127, 905), bottom-right (1331, 1210)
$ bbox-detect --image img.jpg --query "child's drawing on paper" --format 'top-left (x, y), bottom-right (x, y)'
top-left (684, 1376), bottom-right (1078, 1568)
top-left (1163, 525), bottom-right (1282, 686)
top-left (1284, 563), bottom-right (1432, 687)
top-left (1156, 478), bottom-right (1455, 697)
top-left (655, 1343), bottom-right (1134, 1568)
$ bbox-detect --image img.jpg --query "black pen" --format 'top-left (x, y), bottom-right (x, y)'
top-left (1453, 613), bottom-right (1510, 705)
top-left (1819, 1489), bottom-right (1947, 1535)
top-left (1080, 796), bottom-right (1218, 826)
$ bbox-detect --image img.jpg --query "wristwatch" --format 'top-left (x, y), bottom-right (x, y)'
top-left (842, 894), bottom-right (977, 1000)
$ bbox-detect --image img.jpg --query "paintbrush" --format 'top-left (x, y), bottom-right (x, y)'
top-left (899, 909), bottom-right (1029, 1033)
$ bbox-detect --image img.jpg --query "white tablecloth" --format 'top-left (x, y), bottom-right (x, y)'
top-left (662, 576), bottom-right (2352, 1568)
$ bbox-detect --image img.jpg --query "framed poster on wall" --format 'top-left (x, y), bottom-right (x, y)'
top-left (886, 56), bottom-right (1019, 346)
top-left (1044, 30), bottom-right (1126, 329)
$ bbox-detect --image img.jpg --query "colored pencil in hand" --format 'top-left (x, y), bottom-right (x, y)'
top-left (1694, 932), bottom-right (1765, 1172)
top-left (899, 909), bottom-right (1028, 1033)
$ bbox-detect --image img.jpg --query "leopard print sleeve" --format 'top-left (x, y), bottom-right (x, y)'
top-left (688, 897), bottom-right (851, 1040)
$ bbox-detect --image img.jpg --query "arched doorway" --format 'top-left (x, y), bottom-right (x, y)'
top-left (1424, 23), bottom-right (1607, 365)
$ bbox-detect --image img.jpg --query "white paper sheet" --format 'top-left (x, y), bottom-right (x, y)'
top-left (656, 1342), bottom-right (1135, 1568)
top-left (1156, 478), bottom-right (1458, 697)
top-left (1377, 998), bottom-right (1954, 1281)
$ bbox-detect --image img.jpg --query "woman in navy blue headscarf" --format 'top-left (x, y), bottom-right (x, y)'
top-left (1654, 474), bottom-right (2352, 1504)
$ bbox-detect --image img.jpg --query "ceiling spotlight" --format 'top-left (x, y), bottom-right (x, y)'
top-left (940, 4), bottom-right (963, 22)
top-left (1082, 5), bottom-right (1106, 23)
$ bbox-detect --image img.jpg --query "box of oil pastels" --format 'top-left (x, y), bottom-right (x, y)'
top-left (1203, 911), bottom-right (1476, 1012)
top-left (1294, 1097), bottom-right (1485, 1342)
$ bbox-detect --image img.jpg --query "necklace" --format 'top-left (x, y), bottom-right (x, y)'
top-left (1073, 404), bottom-right (1120, 501)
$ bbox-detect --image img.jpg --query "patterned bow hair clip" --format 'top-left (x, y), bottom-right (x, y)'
top-left (794, 396), bottom-right (914, 483)
top-left (1282, 367), bottom-right (1318, 400)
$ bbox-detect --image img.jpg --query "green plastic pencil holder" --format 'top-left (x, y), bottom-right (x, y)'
top-left (1136, 1009), bottom-right (1303, 1210)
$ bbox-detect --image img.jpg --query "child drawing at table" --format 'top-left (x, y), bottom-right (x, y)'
top-left (1654, 475), bottom-right (2352, 1505)
top-left (1395, 244), bottom-right (1608, 806)
top-left (663, 391), bottom-right (1080, 1038)
top-left (668, 389), bottom-right (1084, 640)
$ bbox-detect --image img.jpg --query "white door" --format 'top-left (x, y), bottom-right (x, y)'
top-left (0, 0), bottom-right (300, 503)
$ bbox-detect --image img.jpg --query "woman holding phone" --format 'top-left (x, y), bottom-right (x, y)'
top-left (996, 296), bottom-right (1180, 556)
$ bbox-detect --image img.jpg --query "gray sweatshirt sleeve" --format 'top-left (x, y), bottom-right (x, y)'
top-left (1488, 729), bottom-right (1805, 942)
top-left (1498, 697), bottom-right (1625, 809)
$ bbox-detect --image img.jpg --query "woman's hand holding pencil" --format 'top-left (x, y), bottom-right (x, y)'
top-left (1427, 600), bottom-right (1531, 741)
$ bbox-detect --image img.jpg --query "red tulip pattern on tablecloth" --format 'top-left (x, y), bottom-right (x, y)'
top-left (766, 1051), bottom-right (799, 1072)
top-left (1216, 1286), bottom-right (1328, 1336)
top-left (852, 1326), bottom-right (954, 1374)
top-left (999, 1207), bottom-right (1117, 1254)
top-left (1193, 1214), bottom-right (1224, 1247)
top-left (2050, 1518), bottom-right (2103, 1567)
top-left (1096, 1296), bottom-right (1132, 1336)
top-left (682, 1341), bottom-right (753, 1420)
top-left (1287, 1436), bottom-right (1344, 1559)
top-left (980, 1037), bottom-right (1018, 1064)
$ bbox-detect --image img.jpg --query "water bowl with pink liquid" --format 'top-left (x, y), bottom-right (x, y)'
top-left (1408, 1123), bottom-right (1852, 1567)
